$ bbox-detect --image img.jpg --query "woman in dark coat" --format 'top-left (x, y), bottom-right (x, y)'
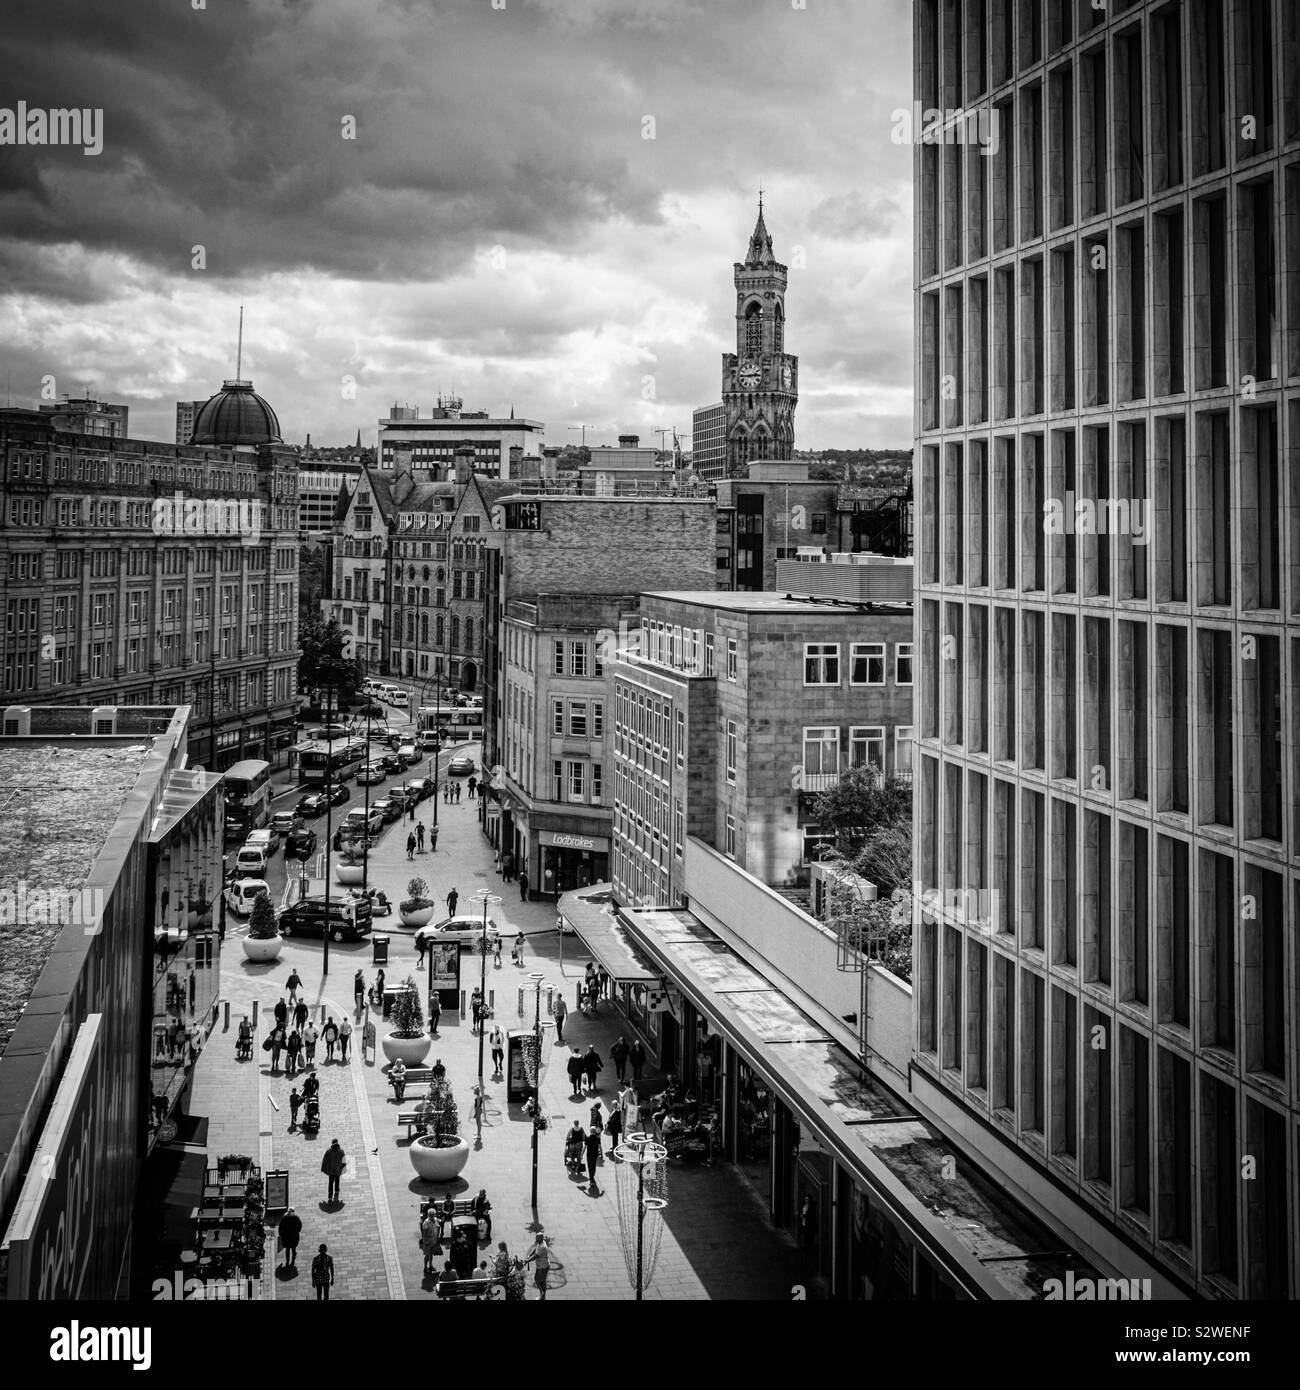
top-left (566, 1048), bottom-right (585, 1100)
top-left (278, 1208), bottom-right (303, 1267)
top-left (583, 1126), bottom-right (603, 1190)
top-left (605, 1102), bottom-right (624, 1158)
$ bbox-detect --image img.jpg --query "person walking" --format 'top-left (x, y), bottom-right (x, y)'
top-left (285, 1028), bottom-right (302, 1077)
top-left (322, 1017), bottom-right (339, 1062)
top-left (566, 1047), bottom-right (584, 1101)
top-left (584, 1125), bottom-right (603, 1191)
top-left (471, 1189), bottom-right (492, 1241)
top-left (321, 1139), bottom-right (346, 1204)
top-left (468, 774), bottom-right (477, 799)
top-left (446, 887), bottom-right (459, 917)
top-left (518, 869), bottom-right (528, 902)
top-left (375, 968), bottom-right (386, 1000)
top-left (302, 1019), bottom-right (319, 1066)
top-left (605, 1098), bottom-right (624, 1157)
top-left (310, 1243), bottom-right (334, 1300)
top-left (278, 1208), bottom-right (302, 1268)
top-left (629, 1037), bottom-right (646, 1081)
top-left (416, 821), bottom-right (426, 852)
top-left (406, 830), bottom-right (416, 859)
top-left (416, 932), bottom-right (427, 968)
top-left (618, 1080), bottom-right (638, 1136)
top-left (293, 999), bottom-right (309, 1032)
top-left (523, 1234), bottom-right (551, 1300)
top-left (286, 970), bottom-right (302, 1007)
top-left (610, 1035), bottom-right (630, 1083)
top-left (493, 936), bottom-right (502, 969)
top-left (472, 1084), bottom-right (485, 1141)
top-left (273, 996), bottom-right (288, 1032)
top-left (552, 992), bottom-right (568, 1044)
top-left (268, 1026), bottom-right (285, 1073)
top-left (590, 1099), bottom-right (605, 1162)
top-left (420, 1208), bottom-right (441, 1276)
top-left (428, 991), bottom-right (442, 1036)
top-left (353, 970), bottom-right (365, 1017)
top-left (583, 1043), bottom-right (604, 1094)
top-left (489, 1023), bottom-right (504, 1076)
top-left (513, 930), bottom-right (525, 966)
top-left (339, 1016), bottom-right (353, 1063)
top-left (429, 823), bottom-right (439, 852)
top-left (288, 1086), bottom-right (303, 1130)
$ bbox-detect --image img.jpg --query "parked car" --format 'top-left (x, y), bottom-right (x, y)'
top-left (371, 796), bottom-right (402, 824)
top-left (404, 777), bottom-right (434, 803)
top-left (357, 762), bottom-right (387, 785)
top-left (446, 755), bottom-right (476, 777)
top-left (233, 844), bottom-right (269, 876)
top-left (295, 792), bottom-right (327, 818)
top-left (326, 783), bottom-right (351, 807)
top-left (225, 877), bottom-right (272, 917)
top-left (416, 915), bottom-right (501, 950)
top-left (380, 751), bottom-right (404, 774)
top-left (271, 810), bottom-right (300, 836)
top-left (245, 827), bottom-right (279, 856)
top-left (285, 827), bottom-right (318, 859)
top-left (277, 896), bottom-right (373, 942)
top-left (344, 805), bottom-right (385, 836)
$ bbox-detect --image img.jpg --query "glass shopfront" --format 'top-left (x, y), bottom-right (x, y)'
top-left (735, 1059), bottom-right (772, 1205)
top-left (537, 831), bottom-right (610, 898)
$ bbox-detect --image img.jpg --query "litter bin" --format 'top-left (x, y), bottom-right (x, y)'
top-left (372, 934), bottom-right (390, 965)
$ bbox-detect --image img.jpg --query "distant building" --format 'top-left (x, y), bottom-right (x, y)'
top-left (297, 470), bottom-right (351, 538)
top-left (691, 402), bottom-right (726, 480)
top-left (174, 399), bottom-right (207, 445)
top-left (39, 396), bottom-right (129, 438)
top-left (377, 393), bottom-right (545, 479)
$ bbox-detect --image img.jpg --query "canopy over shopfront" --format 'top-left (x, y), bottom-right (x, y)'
top-left (556, 884), bottom-right (659, 983)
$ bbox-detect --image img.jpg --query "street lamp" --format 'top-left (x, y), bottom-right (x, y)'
top-left (614, 1133), bottom-right (668, 1300)
top-left (470, 888), bottom-right (502, 1097)
top-left (520, 971), bottom-right (555, 1213)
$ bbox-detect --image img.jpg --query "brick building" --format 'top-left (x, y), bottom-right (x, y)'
top-left (912, 0), bottom-right (1298, 1298)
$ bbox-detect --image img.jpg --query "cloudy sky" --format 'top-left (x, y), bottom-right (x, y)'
top-left (0, 0), bottom-right (914, 452)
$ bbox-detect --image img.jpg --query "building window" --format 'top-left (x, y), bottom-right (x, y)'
top-left (726, 638), bottom-right (737, 680)
top-left (552, 759), bottom-right (563, 800)
top-left (849, 726), bottom-right (886, 775)
top-left (803, 726), bottom-right (840, 783)
top-left (674, 709), bottom-right (685, 768)
top-left (895, 726), bottom-right (914, 776)
top-left (592, 763), bottom-right (603, 800)
top-left (704, 634), bottom-right (714, 676)
top-left (569, 700), bottom-right (588, 738)
top-left (567, 761), bottom-right (585, 801)
top-left (674, 800), bottom-right (683, 859)
top-left (726, 720), bottom-right (738, 783)
top-left (804, 643), bottom-right (840, 686)
top-left (552, 698), bottom-right (564, 735)
top-left (725, 815), bottom-right (737, 858)
top-left (569, 641), bottom-right (588, 676)
top-left (895, 642), bottom-right (914, 684)
top-left (851, 642), bottom-right (886, 685)
top-left (553, 639), bottom-right (564, 675)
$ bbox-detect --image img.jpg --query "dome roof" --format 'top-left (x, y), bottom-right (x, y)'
top-left (190, 379), bottom-right (282, 445)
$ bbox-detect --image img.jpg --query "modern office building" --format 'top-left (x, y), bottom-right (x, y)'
top-left (610, 566), bottom-right (914, 907)
top-left (377, 394), bottom-right (545, 478)
top-left (174, 400), bottom-right (207, 446)
top-left (691, 402), bottom-right (727, 480)
top-left (912, 0), bottom-right (1298, 1299)
top-left (0, 382), bottom-right (301, 772)
top-left (297, 470), bottom-right (350, 538)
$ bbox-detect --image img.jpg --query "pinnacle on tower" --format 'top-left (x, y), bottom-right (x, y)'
top-left (746, 195), bottom-right (776, 267)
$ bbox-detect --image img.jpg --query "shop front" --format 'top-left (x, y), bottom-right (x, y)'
top-left (535, 829), bottom-right (610, 900)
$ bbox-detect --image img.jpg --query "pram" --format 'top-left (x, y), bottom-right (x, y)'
top-left (301, 1095), bottom-right (320, 1137)
top-left (563, 1127), bottom-right (584, 1172)
top-left (235, 1029), bottom-right (253, 1061)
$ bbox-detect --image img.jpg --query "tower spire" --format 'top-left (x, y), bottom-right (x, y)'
top-left (235, 304), bottom-right (244, 380)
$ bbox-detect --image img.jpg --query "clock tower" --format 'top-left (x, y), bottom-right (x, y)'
top-left (722, 198), bottom-right (797, 475)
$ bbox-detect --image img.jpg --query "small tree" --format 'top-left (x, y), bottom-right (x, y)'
top-left (402, 876), bottom-right (431, 912)
top-left (389, 975), bottom-right (424, 1037)
top-left (337, 834), bottom-right (367, 867)
top-left (248, 890), bottom-right (278, 941)
top-left (811, 763), bottom-right (911, 856)
top-left (419, 1078), bottom-right (460, 1146)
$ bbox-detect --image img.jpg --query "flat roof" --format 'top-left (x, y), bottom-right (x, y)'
top-left (640, 590), bottom-right (912, 616)
top-left (557, 885), bottom-right (659, 984)
top-left (0, 743), bottom-right (154, 1056)
top-left (618, 901), bottom-right (1101, 1300)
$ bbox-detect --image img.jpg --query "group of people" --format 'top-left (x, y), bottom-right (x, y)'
top-left (263, 993), bottom-right (350, 1075)
top-left (405, 821), bottom-right (436, 858)
top-left (442, 779), bottom-right (464, 804)
top-left (565, 1044), bottom-right (605, 1099)
top-left (276, 1212), bottom-right (335, 1302)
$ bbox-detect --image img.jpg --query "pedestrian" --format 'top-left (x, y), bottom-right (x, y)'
top-left (455, 781), bottom-right (461, 803)
top-left (268, 1027), bottom-right (285, 1073)
top-left (310, 1243), bottom-right (334, 1300)
top-left (286, 970), bottom-right (302, 1006)
top-left (514, 930), bottom-right (525, 966)
top-left (375, 968), bottom-right (386, 999)
top-left (420, 1208), bottom-right (441, 1276)
top-left (502, 850), bottom-right (514, 882)
top-left (321, 1139), bottom-right (346, 1204)
top-left (468, 775), bottom-right (477, 799)
top-left (610, 1035), bottom-right (630, 1083)
top-left (583, 1043), bottom-right (604, 1093)
top-left (322, 1017), bottom-right (339, 1061)
top-left (523, 1234), bottom-right (550, 1300)
top-left (471, 1189), bottom-right (492, 1242)
top-left (472, 1085), bottom-right (485, 1141)
top-left (416, 932), bottom-right (427, 967)
top-left (406, 831), bottom-right (416, 860)
top-left (590, 1099), bottom-right (605, 1159)
top-left (302, 1019), bottom-right (318, 1065)
top-left (429, 991), bottom-right (441, 1035)
top-left (289, 1086), bottom-right (303, 1130)
top-left (493, 936), bottom-right (502, 968)
top-left (278, 1208), bottom-right (302, 1267)
top-left (470, 987), bottom-right (485, 1035)
top-left (489, 1024), bottom-right (504, 1076)
top-left (618, 1079), bottom-right (637, 1135)
top-left (339, 1016), bottom-right (353, 1062)
top-left (451, 1229), bottom-right (474, 1280)
top-left (446, 887), bottom-right (459, 917)
top-left (274, 997), bottom-right (288, 1031)
top-left (518, 870), bottom-right (528, 902)
top-left (629, 1037), bottom-right (646, 1081)
top-left (552, 992), bottom-right (567, 1044)
top-left (566, 1047), bottom-right (584, 1101)
top-left (605, 1099), bottom-right (623, 1157)
top-left (285, 1028), bottom-right (302, 1077)
top-left (430, 824), bottom-right (439, 852)
top-left (294, 999), bottom-right (309, 1032)
top-left (584, 960), bottom-right (598, 1001)
top-left (417, 821), bottom-right (426, 852)
top-left (584, 1125), bottom-right (602, 1190)
top-left (353, 970), bottom-right (365, 1016)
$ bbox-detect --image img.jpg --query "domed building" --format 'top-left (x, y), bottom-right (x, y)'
top-left (189, 378), bottom-right (282, 446)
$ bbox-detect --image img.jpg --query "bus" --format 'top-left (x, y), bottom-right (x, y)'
top-left (223, 759), bottom-right (272, 838)
top-left (417, 707), bottom-right (484, 742)
top-left (294, 738), bottom-right (369, 785)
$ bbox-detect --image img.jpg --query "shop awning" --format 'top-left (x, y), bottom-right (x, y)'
top-left (556, 884), bottom-right (659, 985)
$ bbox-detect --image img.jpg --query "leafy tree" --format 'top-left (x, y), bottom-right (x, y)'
top-left (248, 889), bottom-right (278, 940)
top-left (811, 763), bottom-right (911, 856)
top-left (390, 975), bottom-right (424, 1036)
top-left (298, 616), bottom-right (362, 707)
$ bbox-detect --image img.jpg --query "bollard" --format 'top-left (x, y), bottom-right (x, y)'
top-left (251, 1000), bottom-right (258, 1027)
top-left (320, 1004), bottom-right (326, 1023)
top-left (488, 989), bottom-right (494, 1012)
top-left (224, 1000), bottom-right (230, 1031)
top-left (459, 989), bottom-right (466, 1015)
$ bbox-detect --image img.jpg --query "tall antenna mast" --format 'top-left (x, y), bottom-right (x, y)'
top-left (236, 305), bottom-right (244, 379)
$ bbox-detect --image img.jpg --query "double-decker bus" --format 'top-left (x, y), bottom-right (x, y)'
top-left (223, 759), bottom-right (272, 838)
top-left (294, 738), bottom-right (368, 785)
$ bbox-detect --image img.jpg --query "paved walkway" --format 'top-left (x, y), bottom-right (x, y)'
top-left (187, 760), bottom-right (823, 1299)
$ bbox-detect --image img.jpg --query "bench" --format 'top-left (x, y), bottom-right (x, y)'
top-left (436, 1277), bottom-right (502, 1300)
top-left (389, 1066), bottom-right (438, 1096)
top-left (398, 1110), bottom-right (427, 1139)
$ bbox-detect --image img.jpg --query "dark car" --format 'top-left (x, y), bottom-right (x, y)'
top-left (447, 755), bottom-right (475, 777)
top-left (404, 777), bottom-right (434, 803)
top-left (326, 783), bottom-right (351, 807)
top-left (285, 826), bottom-right (318, 859)
top-left (277, 896), bottom-right (372, 942)
top-left (295, 792), bottom-right (326, 818)
top-left (380, 751), bottom-right (404, 774)
top-left (372, 796), bottom-right (402, 823)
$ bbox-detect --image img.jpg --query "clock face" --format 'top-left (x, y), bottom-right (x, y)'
top-left (781, 362), bottom-right (793, 389)
top-left (738, 360), bottom-right (761, 389)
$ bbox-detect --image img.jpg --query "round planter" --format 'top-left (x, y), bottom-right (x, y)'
top-left (242, 934), bottom-right (283, 963)
top-left (381, 1031), bottom-right (432, 1066)
top-left (400, 905), bottom-right (434, 930)
top-left (409, 1134), bottom-right (470, 1183)
top-left (335, 864), bottom-right (366, 886)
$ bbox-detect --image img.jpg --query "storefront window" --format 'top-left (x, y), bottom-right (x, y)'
top-left (736, 1061), bottom-right (772, 1205)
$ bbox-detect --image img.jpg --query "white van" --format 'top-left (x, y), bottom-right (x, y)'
top-left (389, 689), bottom-right (409, 709)
top-left (225, 877), bottom-right (271, 916)
top-left (234, 844), bottom-right (269, 876)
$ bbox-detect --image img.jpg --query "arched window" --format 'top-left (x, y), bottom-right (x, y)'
top-left (744, 303), bottom-right (762, 356)
top-left (451, 616), bottom-right (461, 649)
top-left (752, 428), bottom-right (770, 461)
top-left (773, 303), bottom-right (784, 355)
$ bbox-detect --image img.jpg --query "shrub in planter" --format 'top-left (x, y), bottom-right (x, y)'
top-left (382, 975), bottom-right (431, 1065)
top-left (242, 890), bottom-right (282, 962)
top-left (335, 835), bottom-right (367, 885)
top-left (399, 876), bottom-right (435, 929)
top-left (409, 1077), bottom-right (469, 1181)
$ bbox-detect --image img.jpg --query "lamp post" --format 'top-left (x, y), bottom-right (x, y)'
top-left (614, 1133), bottom-right (668, 1300)
top-left (471, 889), bottom-right (502, 1097)
top-left (521, 971), bottom-right (553, 1213)
top-left (322, 681), bottom-right (334, 978)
